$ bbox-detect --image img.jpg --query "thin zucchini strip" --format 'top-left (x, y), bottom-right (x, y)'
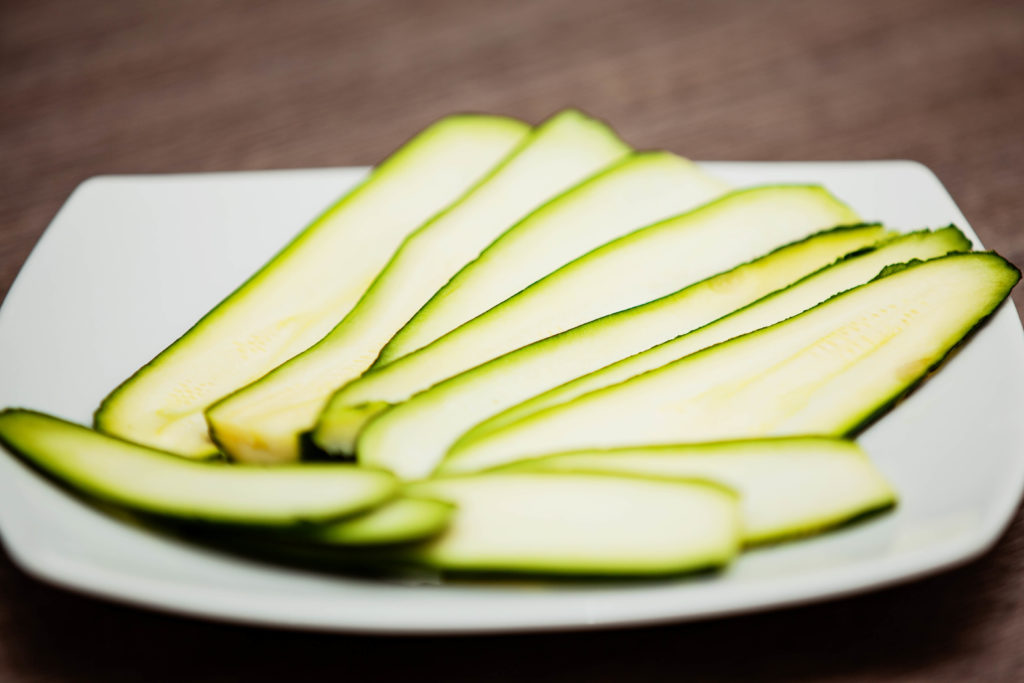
top-left (96, 114), bottom-right (529, 458)
top-left (376, 150), bottom-right (730, 363)
top-left (441, 252), bottom-right (1019, 473)
top-left (400, 472), bottom-right (741, 576)
top-left (272, 497), bottom-right (454, 546)
top-left (499, 437), bottom-right (896, 545)
top-left (317, 225), bottom-right (887, 470)
top-left (0, 410), bottom-right (397, 526)
top-left (467, 226), bottom-right (971, 442)
top-left (206, 110), bottom-right (631, 463)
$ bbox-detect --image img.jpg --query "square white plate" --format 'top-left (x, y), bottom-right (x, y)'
top-left (0, 162), bottom-right (1022, 634)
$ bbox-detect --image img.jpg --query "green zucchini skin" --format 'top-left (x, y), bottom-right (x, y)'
top-left (398, 472), bottom-right (742, 577)
top-left (495, 437), bottom-right (896, 545)
top-left (0, 409), bottom-right (398, 527)
top-left (200, 497), bottom-right (455, 550)
top-left (337, 186), bottom-right (862, 478)
top-left (465, 226), bottom-right (972, 444)
top-left (375, 150), bottom-right (730, 365)
top-left (441, 252), bottom-right (1020, 474)
top-left (315, 224), bottom-right (889, 471)
top-left (204, 110), bottom-right (632, 464)
top-left (275, 497), bottom-right (454, 546)
top-left (95, 114), bottom-right (530, 459)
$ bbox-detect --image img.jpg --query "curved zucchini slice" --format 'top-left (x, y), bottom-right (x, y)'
top-left (317, 225), bottom-right (888, 470)
top-left (468, 226), bottom-right (971, 441)
top-left (205, 110), bottom-right (629, 463)
top-left (283, 497), bottom-right (454, 546)
top-left (95, 114), bottom-right (529, 458)
top-left (340, 186), bottom-right (861, 476)
top-left (442, 252), bottom-right (1020, 473)
top-left (400, 472), bottom-right (741, 576)
top-left (0, 410), bottom-right (397, 526)
top-left (497, 438), bottom-right (896, 545)
top-left (376, 151), bottom-right (729, 364)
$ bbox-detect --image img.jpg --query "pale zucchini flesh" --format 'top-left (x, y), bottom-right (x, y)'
top-left (316, 225), bottom-right (888, 472)
top-left (0, 410), bottom-right (398, 526)
top-left (498, 438), bottom-right (896, 545)
top-left (343, 186), bottom-right (861, 477)
top-left (376, 151), bottom-right (730, 364)
top-left (442, 253), bottom-right (1019, 473)
top-left (468, 227), bottom-right (972, 442)
top-left (205, 110), bottom-right (629, 464)
top-left (401, 472), bottom-right (741, 576)
top-left (95, 114), bottom-right (529, 458)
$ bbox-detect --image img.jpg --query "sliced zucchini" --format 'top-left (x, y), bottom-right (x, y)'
top-left (0, 409), bottom-right (397, 526)
top-left (376, 150), bottom-right (730, 363)
top-left (340, 186), bottom-right (861, 475)
top-left (400, 472), bottom-right (741, 576)
top-left (469, 226), bottom-right (971, 441)
top-left (317, 225), bottom-right (888, 470)
top-left (283, 497), bottom-right (454, 546)
top-left (442, 252), bottom-right (1020, 473)
top-left (498, 438), bottom-right (896, 544)
top-left (204, 110), bottom-right (629, 464)
top-left (95, 114), bottom-right (529, 458)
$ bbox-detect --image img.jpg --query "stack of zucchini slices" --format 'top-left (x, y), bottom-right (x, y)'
top-left (2, 110), bottom-right (1018, 578)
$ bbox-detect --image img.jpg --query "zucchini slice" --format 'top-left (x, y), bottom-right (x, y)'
top-left (205, 110), bottom-right (630, 463)
top-left (339, 186), bottom-right (861, 475)
top-left (376, 150), bottom-right (730, 364)
top-left (95, 114), bottom-right (529, 458)
top-left (400, 472), bottom-right (741, 576)
top-left (468, 226), bottom-right (971, 442)
top-left (0, 410), bottom-right (397, 526)
top-left (318, 224), bottom-right (888, 470)
top-left (279, 497), bottom-right (454, 546)
top-left (442, 252), bottom-right (1020, 473)
top-left (497, 438), bottom-right (896, 545)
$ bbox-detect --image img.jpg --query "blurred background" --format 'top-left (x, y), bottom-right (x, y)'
top-left (3, 0), bottom-right (1022, 311)
top-left (1, 0), bottom-right (1023, 680)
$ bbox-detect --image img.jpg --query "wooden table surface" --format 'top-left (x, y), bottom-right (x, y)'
top-left (2, 0), bottom-right (1024, 680)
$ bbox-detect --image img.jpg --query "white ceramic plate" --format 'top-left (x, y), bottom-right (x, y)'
top-left (0, 162), bottom-right (1021, 634)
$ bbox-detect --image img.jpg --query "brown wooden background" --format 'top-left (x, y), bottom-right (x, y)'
top-left (2, 0), bottom-right (1024, 680)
